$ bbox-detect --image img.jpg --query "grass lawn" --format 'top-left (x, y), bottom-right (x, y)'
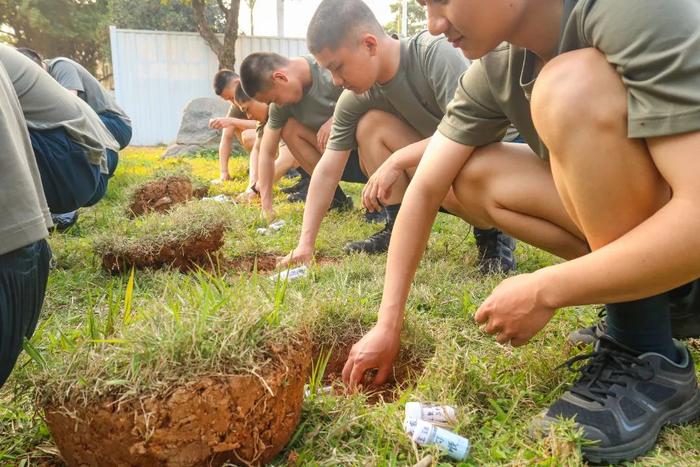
top-left (1, 147), bottom-right (700, 466)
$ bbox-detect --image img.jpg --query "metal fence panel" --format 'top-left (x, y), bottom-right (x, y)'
top-left (110, 27), bottom-right (308, 146)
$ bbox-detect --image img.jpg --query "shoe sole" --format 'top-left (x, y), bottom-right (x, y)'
top-left (583, 388), bottom-right (700, 464)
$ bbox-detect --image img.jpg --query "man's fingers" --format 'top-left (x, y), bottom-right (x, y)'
top-left (348, 358), bottom-right (371, 389)
top-left (474, 304), bottom-right (489, 324)
top-left (483, 319), bottom-right (501, 335)
top-left (495, 331), bottom-right (512, 345)
top-left (372, 364), bottom-right (392, 386)
top-left (341, 355), bottom-right (355, 386)
top-left (510, 335), bottom-right (528, 347)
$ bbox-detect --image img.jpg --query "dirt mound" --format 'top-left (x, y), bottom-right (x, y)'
top-left (225, 254), bottom-right (339, 275)
top-left (313, 335), bottom-right (425, 403)
top-left (129, 176), bottom-right (204, 217)
top-left (44, 339), bottom-right (311, 467)
top-left (101, 226), bottom-right (225, 274)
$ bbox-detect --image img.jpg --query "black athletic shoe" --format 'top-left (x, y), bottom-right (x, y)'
top-left (282, 175), bottom-right (309, 195)
top-left (330, 195), bottom-right (353, 212)
top-left (344, 224), bottom-right (392, 254)
top-left (364, 208), bottom-right (387, 224)
top-left (284, 168), bottom-right (300, 179)
top-left (531, 335), bottom-right (700, 464)
top-left (568, 282), bottom-right (700, 346)
top-left (287, 182), bottom-right (309, 203)
top-left (51, 210), bottom-right (79, 232)
top-left (473, 228), bottom-right (516, 274)
top-left (567, 307), bottom-right (608, 347)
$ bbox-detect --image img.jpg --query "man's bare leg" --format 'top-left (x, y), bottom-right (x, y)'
top-left (450, 143), bottom-right (588, 260)
top-left (273, 144), bottom-right (298, 181)
top-left (280, 118), bottom-right (323, 175)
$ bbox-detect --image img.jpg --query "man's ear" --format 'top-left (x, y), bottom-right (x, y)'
top-left (361, 34), bottom-right (379, 57)
top-left (271, 70), bottom-right (289, 83)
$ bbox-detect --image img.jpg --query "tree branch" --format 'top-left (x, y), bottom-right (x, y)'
top-left (192, 0), bottom-right (223, 57)
top-left (216, 0), bottom-right (230, 15)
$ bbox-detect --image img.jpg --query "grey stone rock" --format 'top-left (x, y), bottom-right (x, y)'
top-left (162, 97), bottom-right (242, 158)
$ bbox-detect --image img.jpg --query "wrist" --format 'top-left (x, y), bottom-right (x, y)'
top-left (376, 306), bottom-right (404, 334)
top-left (533, 266), bottom-right (567, 310)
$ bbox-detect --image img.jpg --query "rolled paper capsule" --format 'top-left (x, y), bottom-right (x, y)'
top-left (405, 402), bottom-right (458, 426)
top-left (411, 420), bottom-right (469, 461)
top-left (270, 265), bottom-right (308, 282)
top-left (404, 417), bottom-right (419, 435)
top-left (269, 220), bottom-right (286, 231)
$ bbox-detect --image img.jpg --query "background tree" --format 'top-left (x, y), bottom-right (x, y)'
top-left (244, 0), bottom-right (256, 36)
top-left (111, 0), bottom-right (224, 33)
top-left (190, 0), bottom-right (241, 69)
top-left (384, 0), bottom-right (426, 36)
top-left (0, 0), bottom-right (110, 75)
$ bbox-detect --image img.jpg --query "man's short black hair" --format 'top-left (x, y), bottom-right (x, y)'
top-left (213, 69), bottom-right (239, 96)
top-left (16, 47), bottom-right (44, 67)
top-left (239, 52), bottom-right (290, 98)
top-left (234, 81), bottom-right (252, 105)
top-left (307, 0), bottom-right (385, 54)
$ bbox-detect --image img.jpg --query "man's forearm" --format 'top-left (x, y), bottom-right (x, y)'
top-left (377, 134), bottom-right (474, 330)
top-left (226, 118), bottom-right (257, 131)
top-left (219, 130), bottom-right (233, 176)
top-left (389, 138), bottom-right (431, 171)
top-left (298, 150), bottom-right (351, 249)
top-left (539, 198), bottom-right (700, 308)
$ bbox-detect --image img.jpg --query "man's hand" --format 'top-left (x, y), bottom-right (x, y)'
top-left (237, 187), bottom-right (258, 203)
top-left (362, 160), bottom-right (402, 212)
top-left (262, 206), bottom-right (277, 224)
top-left (474, 272), bottom-right (556, 346)
top-left (342, 323), bottom-right (401, 389)
top-left (316, 118), bottom-right (333, 152)
top-left (209, 117), bottom-right (233, 130)
top-left (277, 245), bottom-right (314, 268)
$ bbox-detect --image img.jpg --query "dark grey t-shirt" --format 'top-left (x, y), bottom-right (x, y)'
top-left (46, 57), bottom-right (131, 125)
top-left (328, 31), bottom-right (468, 151)
top-left (438, 0), bottom-right (700, 158)
top-left (267, 55), bottom-right (341, 132)
top-left (0, 45), bottom-right (119, 171)
top-left (0, 62), bottom-right (51, 254)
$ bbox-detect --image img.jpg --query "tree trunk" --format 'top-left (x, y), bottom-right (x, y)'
top-left (192, 0), bottom-right (240, 70)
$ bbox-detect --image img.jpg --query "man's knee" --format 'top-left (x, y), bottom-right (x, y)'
top-left (357, 110), bottom-right (392, 140)
top-left (452, 144), bottom-right (503, 225)
top-left (280, 118), bottom-right (303, 142)
top-left (532, 48), bottom-right (627, 148)
top-left (241, 129), bottom-right (256, 150)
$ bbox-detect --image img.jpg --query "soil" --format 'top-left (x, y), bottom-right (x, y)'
top-left (128, 176), bottom-right (204, 217)
top-left (224, 254), bottom-right (339, 275)
top-left (44, 339), bottom-right (311, 467)
top-left (312, 335), bottom-right (425, 403)
top-left (101, 225), bottom-right (225, 274)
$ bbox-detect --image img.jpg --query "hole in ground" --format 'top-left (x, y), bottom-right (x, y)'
top-left (311, 333), bottom-right (428, 403)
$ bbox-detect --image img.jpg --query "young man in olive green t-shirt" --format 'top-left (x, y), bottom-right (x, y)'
top-left (279, 0), bottom-right (516, 273)
top-left (343, 0), bottom-right (700, 462)
top-left (240, 52), bottom-right (362, 222)
top-left (0, 60), bottom-right (52, 389)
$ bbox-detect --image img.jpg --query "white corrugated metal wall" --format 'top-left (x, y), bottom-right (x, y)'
top-left (109, 27), bottom-right (308, 146)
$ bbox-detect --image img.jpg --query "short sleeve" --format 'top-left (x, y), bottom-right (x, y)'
top-left (424, 39), bottom-right (469, 113)
top-left (437, 60), bottom-right (510, 147)
top-left (227, 103), bottom-right (246, 119)
top-left (267, 103), bottom-right (292, 130)
top-left (583, 0), bottom-right (700, 138)
top-left (50, 61), bottom-right (84, 93)
top-left (326, 90), bottom-right (377, 151)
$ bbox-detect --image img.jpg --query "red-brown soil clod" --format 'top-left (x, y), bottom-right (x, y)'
top-left (101, 226), bottom-right (225, 274)
top-left (44, 339), bottom-right (311, 467)
top-left (128, 176), bottom-right (207, 217)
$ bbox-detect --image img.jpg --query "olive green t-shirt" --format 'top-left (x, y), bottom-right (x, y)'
top-left (0, 62), bottom-right (51, 255)
top-left (227, 103), bottom-right (247, 119)
top-left (267, 55), bottom-right (341, 133)
top-left (327, 31), bottom-right (468, 151)
top-left (0, 45), bottom-right (119, 170)
top-left (438, 0), bottom-right (700, 159)
top-left (46, 57), bottom-right (131, 124)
